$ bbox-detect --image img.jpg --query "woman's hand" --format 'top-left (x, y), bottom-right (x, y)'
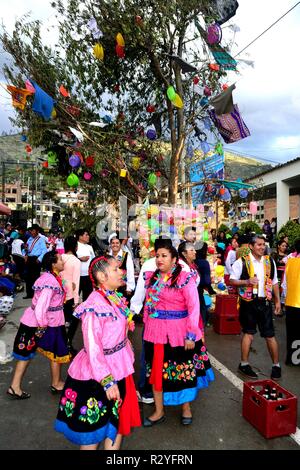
top-left (106, 383), bottom-right (120, 401)
top-left (184, 339), bottom-right (195, 351)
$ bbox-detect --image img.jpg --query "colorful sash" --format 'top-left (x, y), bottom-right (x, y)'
top-left (238, 255), bottom-right (273, 302)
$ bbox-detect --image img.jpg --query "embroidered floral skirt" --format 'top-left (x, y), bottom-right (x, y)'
top-left (55, 374), bottom-right (141, 446)
top-left (144, 339), bottom-right (214, 406)
top-left (13, 322), bottom-right (70, 363)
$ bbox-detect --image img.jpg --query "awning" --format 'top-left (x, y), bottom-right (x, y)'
top-left (0, 203), bottom-right (12, 216)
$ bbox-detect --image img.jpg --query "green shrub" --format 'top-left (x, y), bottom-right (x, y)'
top-left (218, 223), bottom-right (229, 233)
top-left (239, 221), bottom-right (262, 235)
top-left (277, 220), bottom-right (300, 249)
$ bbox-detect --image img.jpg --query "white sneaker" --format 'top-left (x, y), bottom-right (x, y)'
top-left (136, 391), bottom-right (154, 404)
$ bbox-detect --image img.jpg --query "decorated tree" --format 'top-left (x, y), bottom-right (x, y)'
top-left (1, 0), bottom-right (240, 205)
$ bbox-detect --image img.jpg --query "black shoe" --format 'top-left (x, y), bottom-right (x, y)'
top-left (181, 416), bottom-right (193, 425)
top-left (238, 363), bottom-right (258, 379)
top-left (143, 415), bottom-right (166, 427)
top-left (271, 365), bottom-right (281, 380)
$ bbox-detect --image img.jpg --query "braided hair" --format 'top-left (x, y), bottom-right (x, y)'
top-left (149, 245), bottom-right (182, 288)
top-left (42, 250), bottom-right (59, 271)
top-left (89, 255), bottom-right (115, 288)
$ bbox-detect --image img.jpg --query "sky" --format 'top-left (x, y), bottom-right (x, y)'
top-left (0, 0), bottom-right (299, 165)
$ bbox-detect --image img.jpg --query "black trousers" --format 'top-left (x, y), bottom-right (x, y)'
top-left (12, 255), bottom-right (25, 279)
top-left (63, 298), bottom-right (79, 347)
top-left (79, 276), bottom-right (93, 302)
top-left (25, 256), bottom-right (41, 298)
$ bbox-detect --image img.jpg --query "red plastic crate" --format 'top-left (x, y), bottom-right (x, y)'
top-left (215, 294), bottom-right (238, 316)
top-left (213, 314), bottom-right (241, 334)
top-left (213, 294), bottom-right (241, 334)
top-left (242, 380), bottom-right (297, 438)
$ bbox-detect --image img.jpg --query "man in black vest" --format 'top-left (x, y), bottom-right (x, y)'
top-left (230, 235), bottom-right (281, 380)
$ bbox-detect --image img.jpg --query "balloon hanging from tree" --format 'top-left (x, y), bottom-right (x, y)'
top-left (67, 173), bottom-right (79, 187)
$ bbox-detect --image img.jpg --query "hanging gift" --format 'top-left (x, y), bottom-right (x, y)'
top-left (7, 85), bottom-right (33, 111)
top-left (211, 45), bottom-right (237, 71)
top-left (120, 169), bottom-right (127, 177)
top-left (67, 173), bottom-right (79, 187)
top-left (208, 104), bottom-right (250, 144)
top-left (93, 43), bottom-right (104, 60)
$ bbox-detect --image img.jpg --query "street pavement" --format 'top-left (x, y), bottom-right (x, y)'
top-left (0, 292), bottom-right (299, 450)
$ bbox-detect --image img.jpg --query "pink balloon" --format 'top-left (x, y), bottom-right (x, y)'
top-left (249, 201), bottom-right (258, 215)
top-left (83, 172), bottom-right (92, 181)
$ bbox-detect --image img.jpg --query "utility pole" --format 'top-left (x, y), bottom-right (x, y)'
top-left (2, 161), bottom-right (5, 203)
top-left (31, 166), bottom-right (34, 224)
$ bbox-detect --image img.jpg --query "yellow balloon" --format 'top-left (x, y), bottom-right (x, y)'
top-left (51, 108), bottom-right (57, 119)
top-left (132, 157), bottom-right (141, 170)
top-left (215, 265), bottom-right (225, 276)
top-left (172, 93), bottom-right (184, 108)
top-left (116, 33), bottom-right (125, 47)
top-left (120, 169), bottom-right (127, 177)
top-left (93, 43), bottom-right (104, 60)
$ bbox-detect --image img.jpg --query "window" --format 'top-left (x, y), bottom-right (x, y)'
top-left (12, 189), bottom-right (17, 194)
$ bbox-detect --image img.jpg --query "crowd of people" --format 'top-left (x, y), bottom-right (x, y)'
top-left (1, 216), bottom-right (300, 451)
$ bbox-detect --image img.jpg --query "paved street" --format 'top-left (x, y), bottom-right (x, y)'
top-left (0, 293), bottom-right (299, 450)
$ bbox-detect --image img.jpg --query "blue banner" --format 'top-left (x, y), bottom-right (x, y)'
top-left (190, 153), bottom-right (225, 205)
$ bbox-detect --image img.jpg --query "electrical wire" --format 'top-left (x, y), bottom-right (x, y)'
top-left (234, 1), bottom-right (300, 58)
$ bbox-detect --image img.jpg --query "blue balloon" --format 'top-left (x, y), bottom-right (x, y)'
top-left (200, 141), bottom-right (210, 154)
top-left (217, 242), bottom-right (226, 251)
top-left (217, 282), bottom-right (226, 291)
top-left (169, 225), bottom-right (176, 235)
top-left (146, 129), bottom-right (156, 140)
top-left (21, 135), bottom-right (27, 142)
top-left (103, 114), bottom-right (112, 123)
top-left (200, 97), bottom-right (209, 106)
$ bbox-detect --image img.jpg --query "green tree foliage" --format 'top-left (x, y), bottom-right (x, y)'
top-left (1, 0), bottom-right (235, 205)
top-left (239, 221), bottom-right (262, 235)
top-left (277, 220), bottom-right (300, 249)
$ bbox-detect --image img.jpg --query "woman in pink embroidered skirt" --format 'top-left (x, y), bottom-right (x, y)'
top-left (55, 256), bottom-right (141, 450)
top-left (7, 251), bottom-right (70, 399)
top-left (143, 246), bottom-right (214, 427)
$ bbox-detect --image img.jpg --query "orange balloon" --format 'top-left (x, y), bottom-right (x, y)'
top-left (143, 240), bottom-right (150, 249)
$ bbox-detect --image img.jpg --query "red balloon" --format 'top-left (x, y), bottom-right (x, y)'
top-left (135, 15), bottom-right (143, 26)
top-left (208, 246), bottom-right (215, 254)
top-left (116, 44), bottom-right (125, 58)
top-left (114, 84), bottom-right (120, 92)
top-left (146, 104), bottom-right (155, 113)
top-left (85, 156), bottom-right (95, 167)
top-left (193, 77), bottom-right (200, 85)
top-left (42, 161), bottom-right (48, 168)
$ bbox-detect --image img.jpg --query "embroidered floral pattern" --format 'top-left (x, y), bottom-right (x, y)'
top-left (59, 388), bottom-right (77, 418)
top-left (112, 399), bottom-right (121, 419)
top-left (18, 334), bottom-right (36, 351)
top-left (78, 397), bottom-right (107, 424)
top-left (162, 359), bottom-right (196, 382)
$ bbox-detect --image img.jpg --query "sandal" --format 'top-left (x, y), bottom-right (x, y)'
top-left (7, 386), bottom-right (31, 400)
top-left (50, 385), bottom-right (64, 395)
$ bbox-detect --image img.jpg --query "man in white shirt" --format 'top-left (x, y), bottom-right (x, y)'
top-left (76, 229), bottom-right (95, 301)
top-left (230, 235), bottom-right (281, 380)
top-left (108, 235), bottom-right (135, 298)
